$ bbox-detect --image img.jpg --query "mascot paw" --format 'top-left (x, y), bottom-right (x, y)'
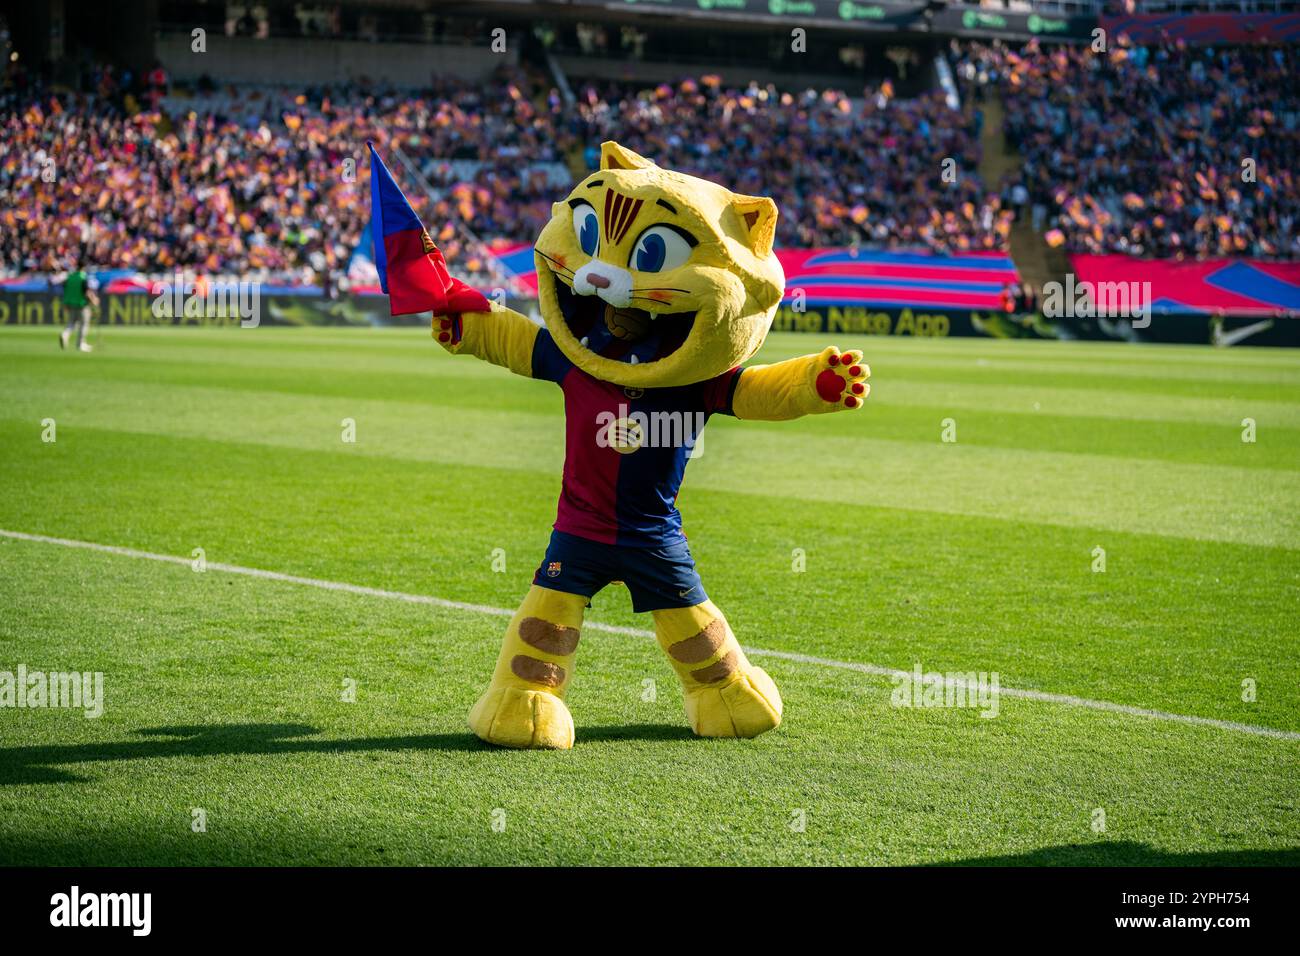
top-left (684, 666), bottom-right (783, 739)
top-left (814, 347), bottom-right (870, 409)
top-left (468, 685), bottom-right (575, 750)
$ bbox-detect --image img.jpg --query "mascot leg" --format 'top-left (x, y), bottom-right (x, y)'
top-left (651, 600), bottom-right (782, 738)
top-left (468, 585), bottom-right (587, 749)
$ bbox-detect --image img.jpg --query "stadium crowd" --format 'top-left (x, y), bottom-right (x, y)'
top-left (958, 39), bottom-right (1300, 259)
top-left (566, 76), bottom-right (1011, 254)
top-left (0, 59), bottom-right (1007, 283)
top-left (0, 61), bottom-right (565, 284)
top-left (3, 36), bottom-right (1298, 286)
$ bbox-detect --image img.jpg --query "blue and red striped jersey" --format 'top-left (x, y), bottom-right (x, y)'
top-left (531, 329), bottom-right (743, 548)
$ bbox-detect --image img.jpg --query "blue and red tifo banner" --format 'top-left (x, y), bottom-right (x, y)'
top-left (8, 250), bottom-right (1299, 320)
top-left (1070, 255), bottom-right (1300, 318)
top-left (777, 249), bottom-right (1018, 311)
top-left (491, 243), bottom-right (1021, 312)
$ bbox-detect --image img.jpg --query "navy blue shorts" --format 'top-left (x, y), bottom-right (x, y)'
top-left (533, 530), bottom-right (707, 613)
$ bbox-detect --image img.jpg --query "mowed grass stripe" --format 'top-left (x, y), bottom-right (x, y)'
top-left (9, 337), bottom-right (1299, 471)
top-left (777, 333), bottom-right (1300, 370)
top-left (11, 324), bottom-right (1299, 372)
top-left (3, 379), bottom-right (1296, 547)
top-left (823, 352), bottom-right (1300, 387)
top-left (12, 344), bottom-right (1296, 470)
top-left (6, 351), bottom-right (1299, 426)
top-left (8, 341), bottom-right (1299, 403)
top-left (3, 423), bottom-right (1296, 731)
top-left (6, 325), bottom-right (1300, 411)
top-left (872, 377), bottom-right (1296, 416)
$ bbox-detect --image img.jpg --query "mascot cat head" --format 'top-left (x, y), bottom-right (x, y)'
top-left (534, 141), bottom-right (785, 388)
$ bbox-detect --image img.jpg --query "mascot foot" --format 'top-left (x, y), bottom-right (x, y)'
top-left (468, 685), bottom-right (575, 750)
top-left (684, 666), bottom-right (783, 739)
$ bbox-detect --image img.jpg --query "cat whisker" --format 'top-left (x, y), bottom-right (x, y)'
top-left (536, 250), bottom-right (574, 276)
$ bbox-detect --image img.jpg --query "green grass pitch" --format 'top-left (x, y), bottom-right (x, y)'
top-left (0, 324), bottom-right (1297, 866)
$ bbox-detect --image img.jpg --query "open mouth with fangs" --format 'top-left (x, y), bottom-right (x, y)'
top-left (553, 276), bottom-right (696, 365)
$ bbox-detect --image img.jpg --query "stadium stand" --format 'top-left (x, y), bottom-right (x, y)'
top-left (1, 1), bottom-right (1296, 330)
top-left (970, 39), bottom-right (1299, 259)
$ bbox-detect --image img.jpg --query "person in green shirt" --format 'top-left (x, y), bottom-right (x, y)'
top-left (59, 258), bottom-right (99, 353)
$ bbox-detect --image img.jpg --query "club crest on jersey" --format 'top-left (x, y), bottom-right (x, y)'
top-left (546, 561), bottom-right (562, 578)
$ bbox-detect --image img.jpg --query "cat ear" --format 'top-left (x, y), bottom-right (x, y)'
top-left (600, 141), bottom-right (655, 171)
top-left (730, 195), bottom-right (778, 259)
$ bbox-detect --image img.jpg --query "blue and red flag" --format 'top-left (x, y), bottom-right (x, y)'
top-left (367, 142), bottom-right (489, 317)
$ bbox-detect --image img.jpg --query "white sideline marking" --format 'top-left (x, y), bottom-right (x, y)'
top-left (3, 527), bottom-right (1297, 742)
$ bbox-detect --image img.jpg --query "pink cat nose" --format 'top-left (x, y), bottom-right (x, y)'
top-left (587, 272), bottom-right (611, 289)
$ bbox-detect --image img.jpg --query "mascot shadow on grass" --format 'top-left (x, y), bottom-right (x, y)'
top-left (370, 140), bottom-right (871, 749)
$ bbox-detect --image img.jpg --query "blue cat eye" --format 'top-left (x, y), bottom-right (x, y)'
top-left (572, 203), bottom-right (599, 256)
top-left (636, 233), bottom-right (666, 272)
top-left (630, 225), bottom-right (694, 274)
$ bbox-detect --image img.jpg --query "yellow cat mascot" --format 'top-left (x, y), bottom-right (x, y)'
top-left (369, 140), bottom-right (870, 748)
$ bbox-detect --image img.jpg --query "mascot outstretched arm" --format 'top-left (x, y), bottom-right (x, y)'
top-left (370, 140), bottom-right (870, 749)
